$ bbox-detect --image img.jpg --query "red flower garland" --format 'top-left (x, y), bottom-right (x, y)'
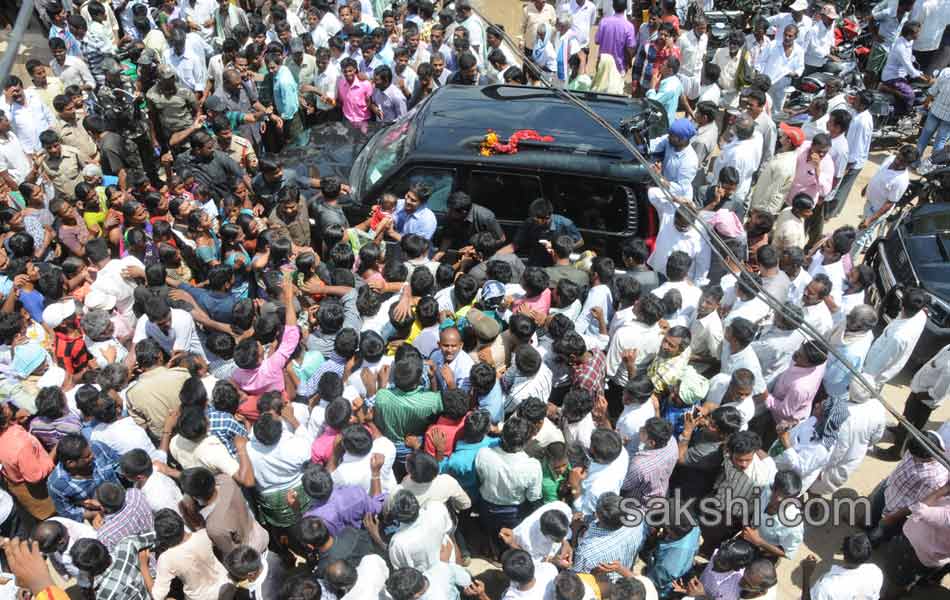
top-left (479, 129), bottom-right (555, 156)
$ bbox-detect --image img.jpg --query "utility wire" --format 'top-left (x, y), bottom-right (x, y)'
top-left (480, 8), bottom-right (949, 469)
top-left (0, 0), bottom-right (36, 85)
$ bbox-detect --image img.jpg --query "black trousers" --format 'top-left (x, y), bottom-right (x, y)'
top-left (891, 391), bottom-right (935, 451)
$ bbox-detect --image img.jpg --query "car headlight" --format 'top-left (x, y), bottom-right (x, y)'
top-left (928, 294), bottom-right (950, 329)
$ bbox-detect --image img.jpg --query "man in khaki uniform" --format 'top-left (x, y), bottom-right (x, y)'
top-left (38, 130), bottom-right (83, 198)
top-left (210, 114), bottom-right (258, 174)
top-left (51, 94), bottom-right (99, 163)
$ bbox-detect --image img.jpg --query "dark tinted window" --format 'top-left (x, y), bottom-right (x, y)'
top-left (467, 171), bottom-right (541, 222)
top-left (552, 178), bottom-right (630, 233)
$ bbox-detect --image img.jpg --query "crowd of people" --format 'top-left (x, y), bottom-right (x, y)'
top-left (0, 0), bottom-right (948, 598)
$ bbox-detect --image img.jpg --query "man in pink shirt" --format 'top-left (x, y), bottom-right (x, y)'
top-left (785, 132), bottom-right (835, 205)
top-left (760, 340), bottom-right (827, 447)
top-left (231, 274), bottom-right (300, 395)
top-left (784, 132), bottom-right (835, 246)
top-left (886, 482), bottom-right (950, 598)
top-left (311, 397), bottom-right (352, 464)
top-left (336, 57), bottom-right (374, 126)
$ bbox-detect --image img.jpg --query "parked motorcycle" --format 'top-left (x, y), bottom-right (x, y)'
top-left (867, 82), bottom-right (929, 149)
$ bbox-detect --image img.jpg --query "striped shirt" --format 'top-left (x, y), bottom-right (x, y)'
top-left (621, 436), bottom-right (679, 505)
top-left (714, 453), bottom-right (778, 516)
top-left (207, 408), bottom-right (247, 457)
top-left (97, 488), bottom-right (155, 552)
top-left (79, 37), bottom-right (107, 87)
top-left (573, 521), bottom-right (645, 581)
top-left (53, 330), bottom-right (91, 374)
top-left (884, 453), bottom-right (949, 515)
top-left (94, 532), bottom-right (157, 600)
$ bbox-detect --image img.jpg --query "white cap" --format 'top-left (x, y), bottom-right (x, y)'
top-left (84, 289), bottom-right (117, 312)
top-left (42, 300), bottom-right (77, 329)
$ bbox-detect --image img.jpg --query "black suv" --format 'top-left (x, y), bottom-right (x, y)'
top-left (865, 190), bottom-right (950, 369)
top-left (283, 84), bottom-right (669, 259)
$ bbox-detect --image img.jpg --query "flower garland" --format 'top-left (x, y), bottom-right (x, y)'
top-left (479, 129), bottom-right (555, 156)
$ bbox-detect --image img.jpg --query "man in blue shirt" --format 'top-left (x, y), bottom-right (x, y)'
top-left (265, 51), bottom-right (304, 146)
top-left (170, 264), bottom-right (240, 324)
top-left (382, 181), bottom-right (438, 241)
top-left (47, 434), bottom-right (122, 522)
top-left (649, 118), bottom-right (700, 200)
top-left (646, 56), bottom-right (684, 126)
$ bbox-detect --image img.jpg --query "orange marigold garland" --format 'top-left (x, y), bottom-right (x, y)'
top-left (479, 129), bottom-right (555, 156)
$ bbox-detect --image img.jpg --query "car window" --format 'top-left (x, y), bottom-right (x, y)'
top-left (384, 167), bottom-right (455, 213)
top-left (552, 177), bottom-right (630, 233)
top-left (468, 171), bottom-right (541, 221)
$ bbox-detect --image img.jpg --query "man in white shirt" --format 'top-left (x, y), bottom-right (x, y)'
top-left (854, 145), bottom-right (915, 256)
top-left (677, 18), bottom-right (708, 101)
top-left (430, 327), bottom-right (474, 393)
top-left (647, 194), bottom-right (706, 282)
top-left (652, 252), bottom-right (705, 323)
top-left (804, 533), bottom-right (884, 600)
top-left (605, 294), bottom-right (665, 389)
top-left (713, 115), bottom-right (763, 210)
top-left (751, 304), bottom-right (808, 386)
top-left (132, 296), bottom-right (208, 360)
top-left (723, 274), bottom-right (772, 328)
top-left (119, 448), bottom-right (183, 514)
top-left (768, 0), bottom-right (814, 44)
top-left (827, 90), bottom-right (874, 219)
top-left (802, 4), bottom-right (839, 74)
top-left (165, 31), bottom-right (205, 93)
top-left (577, 257), bottom-right (615, 339)
top-left (0, 77), bottom-right (55, 154)
top-left (827, 109), bottom-right (851, 188)
top-left (799, 274), bottom-right (835, 337)
top-left (0, 112), bottom-right (33, 187)
top-left (812, 378), bottom-right (886, 494)
top-left (49, 39), bottom-right (96, 90)
top-left (881, 21), bottom-right (930, 115)
top-left (862, 286), bottom-right (929, 385)
top-left (387, 490), bottom-right (454, 572)
top-left (756, 23), bottom-right (805, 118)
top-left (301, 47), bottom-right (339, 123)
top-left (567, 0), bottom-right (596, 47)
top-left (882, 341), bottom-right (950, 461)
top-left (33, 517), bottom-right (98, 583)
top-left (720, 317), bottom-right (768, 398)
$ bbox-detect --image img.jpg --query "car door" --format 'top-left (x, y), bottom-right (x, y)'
top-left (465, 169), bottom-right (543, 245)
top-left (551, 176), bottom-right (636, 260)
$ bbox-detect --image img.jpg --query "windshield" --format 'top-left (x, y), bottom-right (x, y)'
top-left (353, 115), bottom-right (416, 202)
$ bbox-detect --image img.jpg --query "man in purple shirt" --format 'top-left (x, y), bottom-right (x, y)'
top-left (299, 452), bottom-right (385, 536)
top-left (595, 0), bottom-right (637, 74)
top-left (370, 65), bottom-right (407, 123)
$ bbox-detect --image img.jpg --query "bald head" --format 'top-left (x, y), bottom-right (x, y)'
top-left (325, 559), bottom-right (358, 592)
top-left (735, 115), bottom-right (755, 140)
top-left (741, 558), bottom-right (777, 593)
top-left (846, 304), bottom-right (878, 333)
top-left (33, 520), bottom-right (68, 553)
top-left (223, 68), bottom-right (242, 89)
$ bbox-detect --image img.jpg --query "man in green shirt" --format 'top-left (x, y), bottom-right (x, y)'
top-left (373, 356), bottom-right (443, 475)
top-left (540, 441), bottom-right (570, 503)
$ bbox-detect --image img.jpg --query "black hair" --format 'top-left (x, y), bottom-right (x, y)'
top-left (589, 428), bottom-right (623, 464)
top-left (727, 430), bottom-right (762, 455)
top-left (501, 416), bottom-right (531, 452)
top-left (501, 548), bottom-right (535, 584)
top-left (407, 451), bottom-right (440, 484)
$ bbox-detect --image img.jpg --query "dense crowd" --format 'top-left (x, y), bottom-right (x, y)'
top-left (0, 0), bottom-right (948, 598)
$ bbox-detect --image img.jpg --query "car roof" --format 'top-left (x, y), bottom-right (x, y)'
top-left (409, 84), bottom-right (654, 161)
